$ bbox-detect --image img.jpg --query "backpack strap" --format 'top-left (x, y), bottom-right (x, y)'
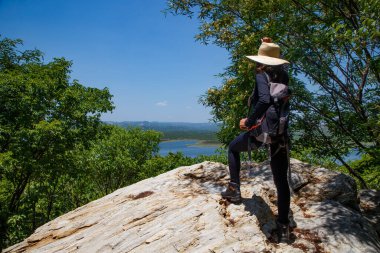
top-left (263, 72), bottom-right (271, 85)
top-left (263, 72), bottom-right (279, 105)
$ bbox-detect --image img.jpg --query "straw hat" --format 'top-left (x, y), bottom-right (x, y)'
top-left (246, 42), bottom-right (289, 65)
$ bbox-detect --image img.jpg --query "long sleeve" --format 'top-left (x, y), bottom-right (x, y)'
top-left (245, 73), bottom-right (271, 128)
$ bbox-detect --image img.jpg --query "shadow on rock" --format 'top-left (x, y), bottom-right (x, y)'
top-left (306, 200), bottom-right (380, 251)
top-left (242, 194), bottom-right (297, 244)
top-left (242, 195), bottom-right (276, 238)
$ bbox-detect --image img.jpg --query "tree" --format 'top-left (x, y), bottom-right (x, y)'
top-left (0, 37), bottom-right (114, 247)
top-left (139, 152), bottom-right (195, 180)
top-left (77, 126), bottom-right (162, 196)
top-left (167, 0), bottom-right (380, 188)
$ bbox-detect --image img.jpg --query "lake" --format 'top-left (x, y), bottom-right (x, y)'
top-left (341, 148), bottom-right (362, 163)
top-left (159, 140), bottom-right (363, 163)
top-left (159, 140), bottom-right (220, 158)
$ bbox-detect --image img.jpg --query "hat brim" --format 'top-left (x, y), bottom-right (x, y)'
top-left (246, 55), bottom-right (289, 66)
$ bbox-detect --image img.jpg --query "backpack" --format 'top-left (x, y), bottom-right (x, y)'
top-left (246, 72), bottom-right (294, 194)
top-left (248, 72), bottom-right (290, 144)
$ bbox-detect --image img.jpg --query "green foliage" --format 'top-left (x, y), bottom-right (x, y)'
top-left (0, 37), bottom-right (114, 248)
top-left (348, 154), bottom-right (380, 190)
top-left (193, 147), bottom-right (229, 164)
top-left (0, 36), bottom-right (228, 249)
top-left (167, 0), bottom-right (380, 189)
top-left (3, 0), bottom-right (379, 245)
top-left (291, 147), bottom-right (340, 170)
top-left (139, 148), bottom-right (229, 180)
top-left (140, 152), bottom-right (195, 179)
top-left (77, 126), bottom-right (162, 196)
top-left (6, 214), bottom-right (28, 244)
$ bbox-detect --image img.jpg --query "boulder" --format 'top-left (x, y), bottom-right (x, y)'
top-left (358, 189), bottom-right (380, 237)
top-left (4, 159), bottom-right (380, 253)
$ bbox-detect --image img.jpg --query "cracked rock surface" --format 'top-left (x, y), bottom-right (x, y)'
top-left (4, 159), bottom-right (380, 253)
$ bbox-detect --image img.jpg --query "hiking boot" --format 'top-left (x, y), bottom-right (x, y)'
top-left (221, 182), bottom-right (241, 203)
top-left (275, 220), bottom-right (290, 244)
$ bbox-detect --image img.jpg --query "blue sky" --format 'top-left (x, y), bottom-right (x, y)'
top-left (0, 0), bottom-right (230, 122)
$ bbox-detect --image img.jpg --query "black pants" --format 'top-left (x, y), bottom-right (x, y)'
top-left (228, 131), bottom-right (290, 224)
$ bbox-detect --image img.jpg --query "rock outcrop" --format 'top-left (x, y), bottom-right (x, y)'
top-left (359, 189), bottom-right (380, 237)
top-left (4, 159), bottom-right (380, 253)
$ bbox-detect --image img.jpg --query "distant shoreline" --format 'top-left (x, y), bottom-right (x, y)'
top-left (190, 140), bottom-right (222, 147)
top-left (160, 139), bottom-right (222, 148)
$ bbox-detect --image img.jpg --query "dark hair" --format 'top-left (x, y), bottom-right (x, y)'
top-left (256, 63), bottom-right (288, 83)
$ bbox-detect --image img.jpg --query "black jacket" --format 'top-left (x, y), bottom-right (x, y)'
top-left (245, 71), bottom-right (289, 128)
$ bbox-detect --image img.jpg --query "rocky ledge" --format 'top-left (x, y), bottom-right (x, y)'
top-left (4, 159), bottom-right (380, 253)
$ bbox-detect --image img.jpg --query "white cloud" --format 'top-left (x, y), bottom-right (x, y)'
top-left (156, 101), bottom-right (168, 107)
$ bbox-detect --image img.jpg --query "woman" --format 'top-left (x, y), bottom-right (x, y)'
top-left (221, 38), bottom-right (291, 243)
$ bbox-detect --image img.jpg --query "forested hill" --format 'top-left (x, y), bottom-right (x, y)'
top-left (106, 121), bottom-right (220, 141)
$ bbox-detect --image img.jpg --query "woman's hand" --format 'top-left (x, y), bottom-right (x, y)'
top-left (239, 118), bottom-right (248, 130)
